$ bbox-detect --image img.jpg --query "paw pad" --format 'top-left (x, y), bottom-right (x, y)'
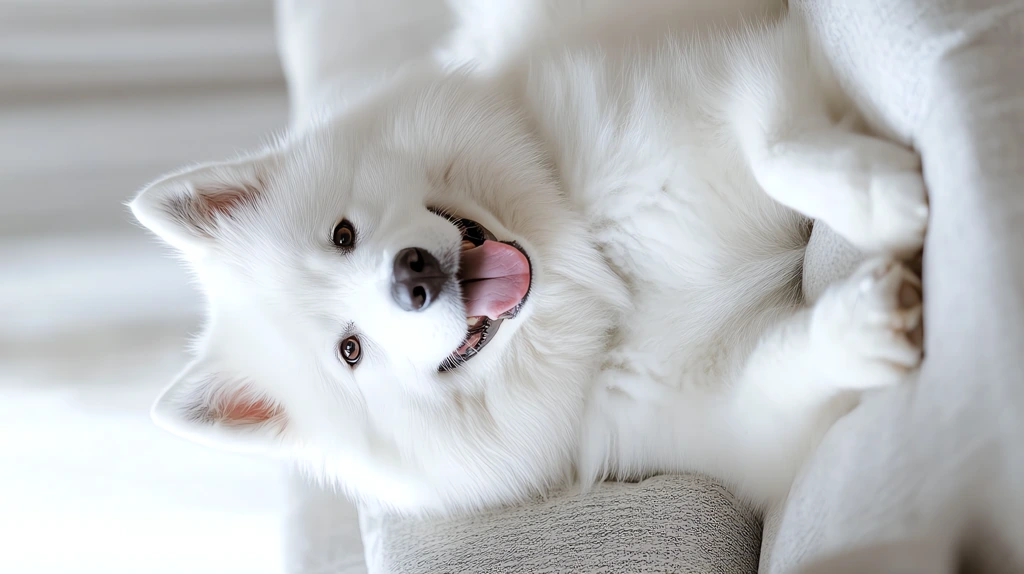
top-left (814, 257), bottom-right (924, 389)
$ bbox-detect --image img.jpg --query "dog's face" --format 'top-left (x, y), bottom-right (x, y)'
top-left (131, 72), bottom-right (626, 513)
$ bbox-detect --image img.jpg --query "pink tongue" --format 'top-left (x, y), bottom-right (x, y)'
top-left (459, 240), bottom-right (531, 320)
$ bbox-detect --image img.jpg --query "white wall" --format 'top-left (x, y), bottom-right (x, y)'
top-left (0, 0), bottom-right (288, 237)
top-left (0, 0), bottom-right (289, 324)
top-left (0, 4), bottom-right (301, 573)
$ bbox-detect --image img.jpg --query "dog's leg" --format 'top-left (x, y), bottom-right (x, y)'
top-left (730, 17), bottom-right (928, 257)
top-left (745, 124), bottom-right (929, 258)
top-left (804, 256), bottom-right (924, 388)
top-left (726, 255), bottom-right (923, 500)
top-left (581, 255), bottom-right (923, 504)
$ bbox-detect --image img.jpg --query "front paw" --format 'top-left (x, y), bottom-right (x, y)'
top-left (811, 257), bottom-right (923, 389)
top-left (829, 139), bottom-right (929, 258)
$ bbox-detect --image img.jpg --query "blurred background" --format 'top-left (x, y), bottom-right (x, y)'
top-left (0, 1), bottom-right (302, 572)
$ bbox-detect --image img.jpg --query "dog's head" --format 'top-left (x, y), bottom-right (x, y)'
top-left (131, 72), bottom-right (627, 513)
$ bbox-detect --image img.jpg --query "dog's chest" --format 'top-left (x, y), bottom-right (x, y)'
top-left (550, 111), bottom-right (806, 390)
top-left (527, 50), bottom-right (808, 388)
top-left (588, 149), bottom-right (805, 386)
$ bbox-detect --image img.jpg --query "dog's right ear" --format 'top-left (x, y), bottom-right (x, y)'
top-left (129, 154), bottom-right (275, 258)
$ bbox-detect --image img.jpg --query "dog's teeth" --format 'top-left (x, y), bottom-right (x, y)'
top-left (461, 240), bottom-right (475, 251)
top-left (466, 316), bottom-right (482, 329)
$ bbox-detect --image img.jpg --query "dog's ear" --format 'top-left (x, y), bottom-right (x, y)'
top-left (151, 354), bottom-right (289, 455)
top-left (129, 154), bottom-right (274, 257)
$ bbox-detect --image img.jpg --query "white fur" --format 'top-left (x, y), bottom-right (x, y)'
top-left (131, 2), bottom-right (927, 515)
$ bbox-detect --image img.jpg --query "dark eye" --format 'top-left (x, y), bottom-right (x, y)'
top-left (332, 220), bottom-right (356, 248)
top-left (339, 336), bottom-right (361, 366)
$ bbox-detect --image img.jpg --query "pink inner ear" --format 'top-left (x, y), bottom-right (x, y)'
top-left (218, 391), bottom-right (283, 426)
top-left (199, 183), bottom-right (259, 219)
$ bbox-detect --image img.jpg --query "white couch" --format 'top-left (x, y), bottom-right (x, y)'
top-left (280, 0), bottom-right (1024, 571)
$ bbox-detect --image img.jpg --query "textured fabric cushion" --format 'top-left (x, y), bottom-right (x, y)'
top-left (801, 224), bottom-right (861, 305)
top-left (361, 475), bottom-right (761, 574)
top-left (762, 1), bottom-right (1024, 572)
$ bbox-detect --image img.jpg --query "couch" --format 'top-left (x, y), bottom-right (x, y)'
top-left (279, 0), bottom-right (1024, 571)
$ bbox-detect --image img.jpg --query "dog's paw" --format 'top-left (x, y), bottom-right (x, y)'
top-left (825, 138), bottom-right (929, 258)
top-left (811, 257), bottom-right (923, 389)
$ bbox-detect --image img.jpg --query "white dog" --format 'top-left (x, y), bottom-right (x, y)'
top-left (130, 2), bottom-right (927, 514)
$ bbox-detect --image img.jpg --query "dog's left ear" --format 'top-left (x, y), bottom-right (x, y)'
top-left (129, 154), bottom-right (275, 258)
top-left (151, 354), bottom-right (290, 455)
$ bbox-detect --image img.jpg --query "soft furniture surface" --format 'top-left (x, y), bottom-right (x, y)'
top-left (363, 475), bottom-right (761, 574)
top-left (762, 1), bottom-right (1024, 572)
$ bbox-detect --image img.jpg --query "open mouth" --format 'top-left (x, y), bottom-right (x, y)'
top-left (434, 212), bottom-right (532, 372)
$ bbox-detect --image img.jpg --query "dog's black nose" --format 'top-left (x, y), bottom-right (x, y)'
top-left (391, 247), bottom-right (447, 312)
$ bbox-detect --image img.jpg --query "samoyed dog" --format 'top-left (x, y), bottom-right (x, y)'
top-left (130, 1), bottom-right (927, 514)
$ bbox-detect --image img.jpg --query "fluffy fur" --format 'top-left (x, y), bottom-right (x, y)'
top-left (131, 2), bottom-right (928, 515)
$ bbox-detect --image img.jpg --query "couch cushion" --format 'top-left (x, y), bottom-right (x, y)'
top-left (362, 475), bottom-right (761, 574)
top-left (763, 1), bottom-right (1024, 572)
